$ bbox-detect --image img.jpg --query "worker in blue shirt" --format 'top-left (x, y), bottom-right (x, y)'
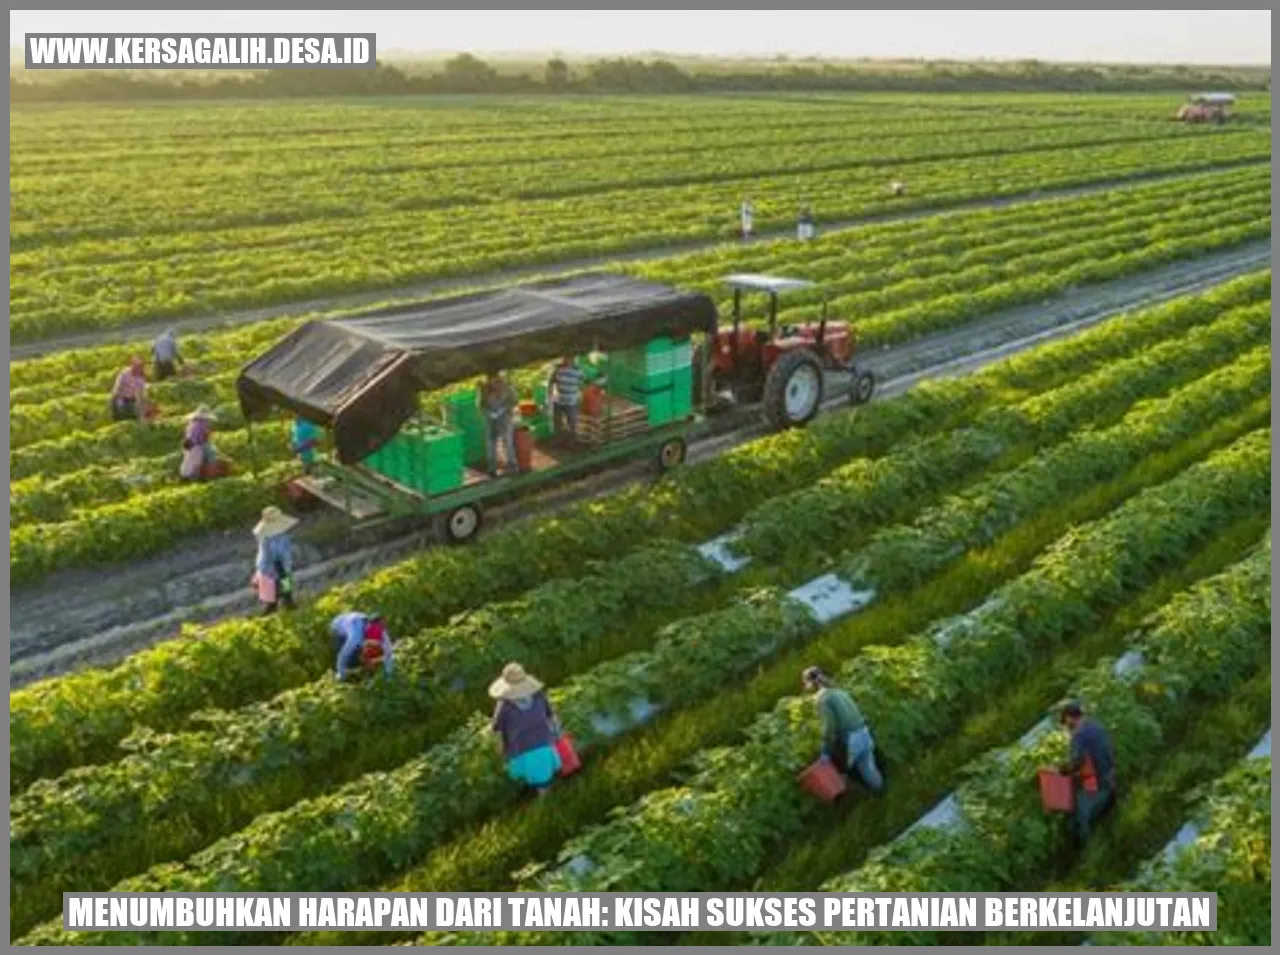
top-left (1058, 701), bottom-right (1117, 843)
top-left (330, 611), bottom-right (395, 682)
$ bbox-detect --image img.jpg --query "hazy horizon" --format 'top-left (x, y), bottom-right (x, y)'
top-left (9, 10), bottom-right (1272, 66)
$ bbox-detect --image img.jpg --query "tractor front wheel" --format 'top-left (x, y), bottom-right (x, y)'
top-left (439, 504), bottom-right (483, 545)
top-left (848, 368), bottom-right (876, 406)
top-left (762, 348), bottom-right (824, 430)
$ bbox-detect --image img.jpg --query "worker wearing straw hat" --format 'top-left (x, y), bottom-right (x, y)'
top-left (251, 506), bottom-right (299, 615)
top-left (490, 662), bottom-right (562, 797)
top-left (179, 405), bottom-right (218, 480)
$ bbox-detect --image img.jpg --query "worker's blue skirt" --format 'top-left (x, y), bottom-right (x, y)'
top-left (507, 744), bottom-right (561, 788)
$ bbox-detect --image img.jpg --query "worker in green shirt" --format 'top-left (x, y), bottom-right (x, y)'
top-left (803, 665), bottom-right (885, 794)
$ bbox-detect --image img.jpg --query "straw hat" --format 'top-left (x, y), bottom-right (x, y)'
top-left (185, 404), bottom-right (217, 422)
top-left (488, 662), bottom-right (543, 701)
top-left (253, 505), bottom-right (299, 539)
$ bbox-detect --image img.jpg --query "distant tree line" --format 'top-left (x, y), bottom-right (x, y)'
top-left (10, 54), bottom-right (1271, 103)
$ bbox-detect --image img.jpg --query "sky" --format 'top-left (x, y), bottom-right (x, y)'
top-left (9, 10), bottom-right (1272, 65)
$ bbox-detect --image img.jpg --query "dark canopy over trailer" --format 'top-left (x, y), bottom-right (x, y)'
top-left (237, 273), bottom-right (718, 464)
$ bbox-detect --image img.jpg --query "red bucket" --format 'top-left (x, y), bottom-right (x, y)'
top-left (1038, 769), bottom-right (1074, 813)
top-left (799, 758), bottom-right (847, 803)
top-left (554, 734), bottom-right (582, 777)
top-left (514, 426), bottom-right (535, 472)
top-left (583, 385), bottom-right (605, 418)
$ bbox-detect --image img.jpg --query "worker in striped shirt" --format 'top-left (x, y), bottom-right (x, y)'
top-left (550, 356), bottom-right (586, 440)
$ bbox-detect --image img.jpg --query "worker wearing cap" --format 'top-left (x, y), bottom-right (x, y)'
top-left (1058, 701), bottom-right (1116, 843)
top-left (803, 665), bottom-right (884, 794)
top-left (330, 611), bottom-right (395, 682)
top-left (740, 198), bottom-right (755, 241)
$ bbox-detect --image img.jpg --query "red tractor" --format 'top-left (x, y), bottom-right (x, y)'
top-left (702, 273), bottom-right (876, 430)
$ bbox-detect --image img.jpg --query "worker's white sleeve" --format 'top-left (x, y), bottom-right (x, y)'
top-left (336, 622), bottom-right (363, 680)
top-left (382, 635), bottom-right (394, 675)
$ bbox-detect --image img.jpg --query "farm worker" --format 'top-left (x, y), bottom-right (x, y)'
top-left (109, 357), bottom-right (148, 423)
top-left (489, 662), bottom-right (562, 797)
top-left (179, 405), bottom-right (218, 481)
top-left (802, 665), bottom-right (885, 795)
top-left (481, 371), bottom-right (519, 477)
top-left (151, 329), bottom-right (183, 381)
top-left (549, 356), bottom-right (586, 437)
top-left (251, 505), bottom-right (298, 615)
top-left (330, 611), bottom-right (395, 682)
top-left (740, 198), bottom-right (755, 241)
top-left (889, 180), bottom-right (907, 197)
top-left (292, 417), bottom-right (321, 474)
top-left (1057, 700), bottom-right (1117, 843)
top-left (796, 204), bottom-right (816, 241)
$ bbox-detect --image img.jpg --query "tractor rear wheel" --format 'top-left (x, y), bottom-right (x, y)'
top-left (848, 368), bottom-right (876, 406)
top-left (762, 348), bottom-right (824, 430)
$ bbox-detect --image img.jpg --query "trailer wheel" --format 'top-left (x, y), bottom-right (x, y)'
top-left (655, 437), bottom-right (687, 473)
top-left (762, 348), bottom-right (824, 430)
top-left (848, 369), bottom-right (876, 406)
top-left (440, 504), bottom-right (482, 544)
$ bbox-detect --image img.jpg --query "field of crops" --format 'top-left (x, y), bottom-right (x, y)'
top-left (8, 162), bottom-right (1272, 590)
top-left (8, 91), bottom-right (1272, 946)
top-left (10, 92), bottom-right (1271, 340)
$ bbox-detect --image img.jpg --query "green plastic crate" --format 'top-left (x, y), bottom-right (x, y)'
top-left (364, 425), bottom-right (464, 495)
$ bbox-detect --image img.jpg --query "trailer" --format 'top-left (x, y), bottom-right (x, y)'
top-left (237, 273), bottom-right (717, 543)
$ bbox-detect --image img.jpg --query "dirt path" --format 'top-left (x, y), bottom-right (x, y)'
top-left (12, 240), bottom-right (1268, 686)
top-left (10, 160), bottom-right (1265, 361)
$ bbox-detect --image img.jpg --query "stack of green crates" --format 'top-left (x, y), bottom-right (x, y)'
top-left (445, 389), bottom-right (489, 469)
top-left (363, 422), bottom-right (464, 495)
top-left (604, 337), bottom-right (694, 426)
top-left (528, 384), bottom-right (553, 440)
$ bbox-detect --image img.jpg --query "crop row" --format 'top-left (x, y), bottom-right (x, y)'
top-left (11, 271), bottom-right (1267, 795)
top-left (13, 130), bottom-right (1267, 338)
top-left (11, 161), bottom-right (1265, 403)
top-left (20, 360), bottom-right (1269, 944)
top-left (20, 109), bottom-right (1126, 182)
top-left (12, 160), bottom-right (1265, 419)
top-left (14, 305), bottom-right (1264, 920)
top-left (1091, 740), bottom-right (1272, 946)
top-left (798, 532), bottom-right (1270, 946)
top-left (9, 186), bottom-right (1270, 584)
top-left (16, 101), bottom-right (1120, 187)
top-left (419, 414), bottom-right (1270, 949)
top-left (16, 119), bottom-right (1216, 247)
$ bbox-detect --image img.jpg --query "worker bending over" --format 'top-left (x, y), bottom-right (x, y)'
top-left (331, 611), bottom-right (395, 682)
top-left (152, 329), bottom-right (184, 380)
top-left (1058, 700), bottom-right (1116, 843)
top-left (490, 662), bottom-right (562, 797)
top-left (803, 665), bottom-right (885, 794)
top-left (109, 357), bottom-right (149, 423)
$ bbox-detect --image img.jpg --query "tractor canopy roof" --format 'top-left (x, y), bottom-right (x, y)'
top-left (237, 272), bottom-right (717, 463)
top-left (1190, 92), bottom-right (1236, 104)
top-left (723, 273), bottom-right (816, 295)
